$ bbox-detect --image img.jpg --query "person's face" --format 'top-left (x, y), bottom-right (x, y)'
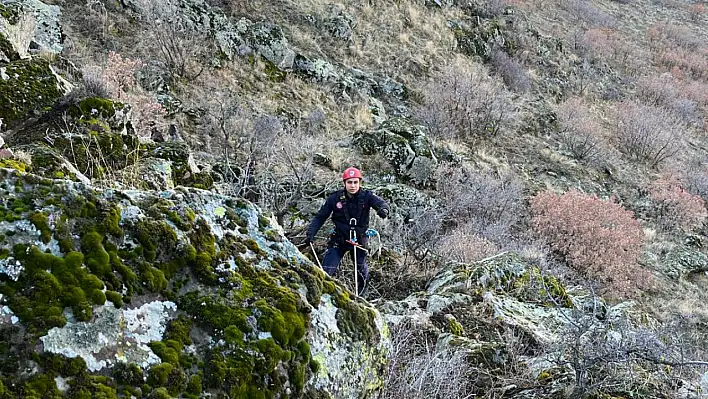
top-left (344, 178), bottom-right (361, 194)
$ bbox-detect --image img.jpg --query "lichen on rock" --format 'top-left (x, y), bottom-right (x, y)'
top-left (0, 165), bottom-right (390, 398)
top-left (40, 301), bottom-right (177, 372)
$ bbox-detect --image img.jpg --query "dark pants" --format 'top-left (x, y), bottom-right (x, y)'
top-left (322, 243), bottom-right (368, 293)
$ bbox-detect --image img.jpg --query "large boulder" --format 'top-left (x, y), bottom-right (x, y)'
top-left (0, 57), bottom-right (71, 128)
top-left (354, 118), bottom-right (438, 187)
top-left (0, 0), bottom-right (63, 61)
top-left (0, 167), bottom-right (389, 398)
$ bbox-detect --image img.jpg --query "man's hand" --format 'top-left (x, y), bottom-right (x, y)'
top-left (377, 208), bottom-right (390, 219)
top-left (304, 234), bottom-right (314, 245)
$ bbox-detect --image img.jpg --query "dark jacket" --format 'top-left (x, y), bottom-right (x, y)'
top-left (308, 189), bottom-right (389, 245)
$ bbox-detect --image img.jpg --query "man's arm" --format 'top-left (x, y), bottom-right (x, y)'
top-left (369, 193), bottom-right (390, 219)
top-left (307, 197), bottom-right (333, 241)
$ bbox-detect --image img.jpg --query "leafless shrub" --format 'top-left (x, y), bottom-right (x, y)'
top-left (199, 91), bottom-right (319, 224)
top-left (80, 66), bottom-right (109, 98)
top-left (612, 101), bottom-right (684, 168)
top-left (648, 22), bottom-right (703, 52)
top-left (572, 28), bottom-right (647, 75)
top-left (390, 205), bottom-right (446, 263)
top-left (434, 164), bottom-right (524, 246)
top-left (415, 63), bottom-right (517, 141)
top-left (560, 0), bottom-right (616, 28)
top-left (436, 226), bottom-right (501, 263)
top-left (670, 98), bottom-right (703, 127)
top-left (684, 161), bottom-right (708, 202)
top-left (648, 177), bottom-right (707, 233)
top-left (301, 108), bottom-right (327, 136)
top-left (548, 299), bottom-right (708, 399)
top-left (130, 0), bottom-right (207, 81)
top-left (463, 0), bottom-right (511, 18)
top-left (569, 59), bottom-right (599, 95)
top-left (549, 305), bottom-right (670, 398)
top-left (636, 73), bottom-right (679, 106)
top-left (490, 49), bottom-right (531, 92)
top-left (554, 98), bottom-right (607, 164)
top-left (375, 321), bottom-right (473, 399)
top-left (636, 74), bottom-right (705, 127)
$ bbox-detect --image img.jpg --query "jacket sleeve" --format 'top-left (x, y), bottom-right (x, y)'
top-left (308, 197), bottom-right (333, 239)
top-left (368, 192), bottom-right (390, 213)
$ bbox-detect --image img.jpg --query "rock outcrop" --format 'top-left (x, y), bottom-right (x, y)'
top-left (353, 118), bottom-right (438, 187)
top-left (0, 166), bottom-right (389, 398)
top-left (380, 252), bottom-right (692, 397)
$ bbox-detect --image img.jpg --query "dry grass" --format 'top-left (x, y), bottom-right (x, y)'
top-left (225, 0), bottom-right (463, 83)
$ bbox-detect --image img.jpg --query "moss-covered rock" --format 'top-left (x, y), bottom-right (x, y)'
top-left (0, 58), bottom-right (69, 128)
top-left (0, 168), bottom-right (389, 399)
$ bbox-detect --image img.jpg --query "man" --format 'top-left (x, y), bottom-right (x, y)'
top-left (306, 167), bottom-right (390, 295)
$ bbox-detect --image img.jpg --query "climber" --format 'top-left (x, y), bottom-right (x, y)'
top-left (306, 167), bottom-right (390, 296)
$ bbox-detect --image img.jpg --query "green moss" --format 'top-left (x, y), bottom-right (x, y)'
top-left (138, 264), bottom-right (168, 292)
top-left (0, 4), bottom-right (21, 25)
top-left (186, 374), bottom-right (202, 396)
top-left (0, 58), bottom-right (63, 128)
top-left (149, 341), bottom-right (180, 365)
top-left (226, 208), bottom-right (248, 229)
top-left (336, 299), bottom-right (379, 344)
top-left (103, 206), bottom-right (123, 238)
top-left (147, 363), bottom-right (174, 387)
top-left (264, 60), bottom-right (287, 82)
top-left (23, 373), bottom-right (61, 398)
top-left (89, 289), bottom-right (106, 305)
top-left (149, 387), bottom-right (171, 399)
top-left (448, 316), bottom-right (464, 336)
top-left (81, 231), bottom-right (111, 277)
top-left (181, 292), bottom-right (251, 333)
top-left (264, 229), bottom-right (282, 242)
top-left (189, 218), bottom-right (216, 256)
top-left (70, 97), bottom-right (117, 120)
top-left (134, 219), bottom-right (178, 262)
top-left (309, 359), bottom-right (321, 374)
top-left (224, 325), bottom-right (244, 345)
top-left (258, 215), bottom-right (270, 229)
top-left (114, 363), bottom-right (144, 386)
top-left (29, 212), bottom-right (52, 244)
top-left (105, 290), bottom-right (123, 308)
top-left (0, 159), bottom-right (27, 172)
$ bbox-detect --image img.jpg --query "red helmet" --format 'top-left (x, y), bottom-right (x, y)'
top-left (342, 167), bottom-right (363, 181)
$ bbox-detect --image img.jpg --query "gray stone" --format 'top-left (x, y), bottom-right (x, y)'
top-left (0, 0), bottom-right (63, 56)
top-left (353, 118), bottom-right (437, 187)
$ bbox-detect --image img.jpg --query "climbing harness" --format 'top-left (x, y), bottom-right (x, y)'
top-left (309, 242), bottom-right (322, 270)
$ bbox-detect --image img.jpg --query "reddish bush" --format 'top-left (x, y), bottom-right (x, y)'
top-left (649, 178), bottom-right (707, 232)
top-left (530, 190), bottom-right (647, 296)
top-left (86, 51), bottom-right (166, 137)
top-left (636, 73), bottom-right (679, 106)
top-left (575, 28), bottom-right (647, 73)
top-left (689, 3), bottom-right (707, 21)
top-left (647, 22), bottom-right (708, 79)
